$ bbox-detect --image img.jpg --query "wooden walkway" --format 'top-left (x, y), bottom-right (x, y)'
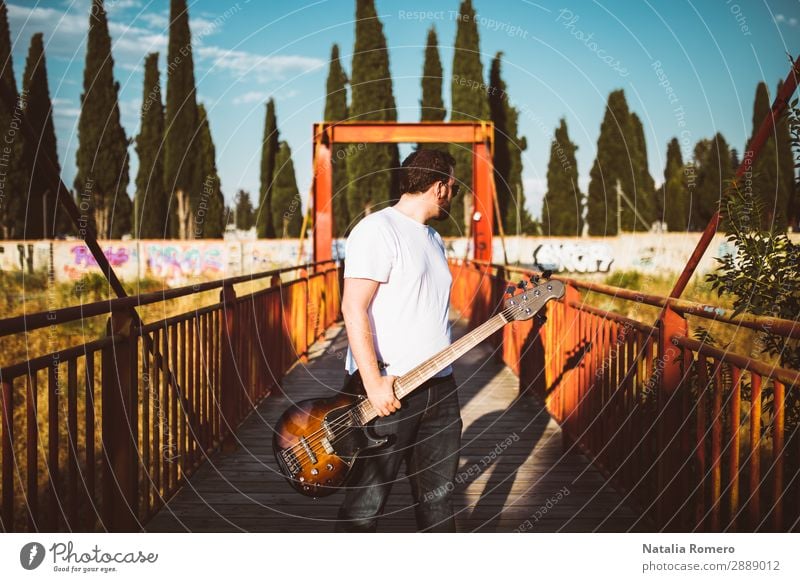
top-left (146, 317), bottom-right (644, 532)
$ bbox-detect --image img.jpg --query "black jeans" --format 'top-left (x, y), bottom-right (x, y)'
top-left (334, 371), bottom-right (463, 532)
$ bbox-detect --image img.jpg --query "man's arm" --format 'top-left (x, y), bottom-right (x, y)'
top-left (341, 277), bottom-right (401, 417)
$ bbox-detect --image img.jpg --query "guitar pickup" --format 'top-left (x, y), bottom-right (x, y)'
top-left (300, 436), bottom-right (317, 465)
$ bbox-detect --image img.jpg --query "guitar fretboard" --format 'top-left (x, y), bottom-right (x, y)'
top-left (351, 311), bottom-right (508, 425)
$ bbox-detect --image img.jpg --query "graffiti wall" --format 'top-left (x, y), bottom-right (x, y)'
top-left (0, 241), bottom-right (50, 274)
top-left (3, 233), bottom-right (798, 284)
top-left (53, 241), bottom-right (140, 281)
top-left (143, 241), bottom-right (234, 286)
top-left (1, 238), bottom-right (315, 284)
top-left (441, 232), bottom-right (800, 276)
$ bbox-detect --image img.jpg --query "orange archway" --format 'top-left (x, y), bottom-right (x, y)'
top-left (311, 121), bottom-right (495, 266)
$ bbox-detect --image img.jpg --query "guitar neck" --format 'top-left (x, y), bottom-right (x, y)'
top-left (352, 311), bottom-right (508, 424)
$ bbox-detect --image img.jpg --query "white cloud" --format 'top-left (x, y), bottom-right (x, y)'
top-left (118, 97), bottom-right (142, 119)
top-left (53, 105), bottom-right (81, 118)
top-left (774, 13), bottom-right (798, 26)
top-left (232, 91), bottom-right (270, 105)
top-left (196, 45), bottom-right (324, 83)
top-left (105, 0), bottom-right (143, 11)
top-left (138, 12), bottom-right (169, 29)
top-left (9, 3), bottom-right (321, 89)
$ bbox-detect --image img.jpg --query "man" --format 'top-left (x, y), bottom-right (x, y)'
top-left (336, 149), bottom-right (463, 532)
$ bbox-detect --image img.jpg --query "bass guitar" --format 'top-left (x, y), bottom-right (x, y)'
top-left (273, 276), bottom-right (564, 498)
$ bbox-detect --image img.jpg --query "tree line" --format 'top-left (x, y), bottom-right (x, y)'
top-left (0, 0), bottom-right (313, 241)
top-left (313, 0), bottom-right (797, 238)
top-left (549, 81), bottom-right (796, 236)
top-left (0, 0), bottom-right (796, 241)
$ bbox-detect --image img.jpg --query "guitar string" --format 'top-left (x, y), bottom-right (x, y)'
top-left (282, 293), bottom-right (555, 468)
top-left (282, 297), bottom-right (535, 467)
top-left (282, 318), bottom-right (498, 464)
top-left (282, 293), bottom-right (540, 466)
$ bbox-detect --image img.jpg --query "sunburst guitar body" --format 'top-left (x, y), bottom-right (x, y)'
top-left (272, 373), bottom-right (386, 498)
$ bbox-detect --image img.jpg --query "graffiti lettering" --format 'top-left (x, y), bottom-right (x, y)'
top-left (533, 242), bottom-right (613, 273)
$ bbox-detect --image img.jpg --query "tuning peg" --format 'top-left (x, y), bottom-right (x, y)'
top-left (505, 285), bottom-right (515, 296)
top-left (517, 280), bottom-right (528, 290)
top-left (529, 274), bottom-right (540, 285)
top-left (541, 269), bottom-right (553, 279)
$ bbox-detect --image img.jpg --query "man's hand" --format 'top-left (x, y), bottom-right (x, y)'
top-left (363, 375), bottom-right (401, 417)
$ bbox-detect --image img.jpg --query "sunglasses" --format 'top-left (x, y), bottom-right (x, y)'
top-left (444, 182), bottom-right (460, 196)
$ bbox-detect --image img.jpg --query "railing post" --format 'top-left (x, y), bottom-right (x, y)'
top-left (298, 267), bottom-right (309, 363)
top-left (220, 282), bottom-right (239, 453)
top-left (561, 283), bottom-right (581, 450)
top-left (492, 265), bottom-right (507, 364)
top-left (101, 312), bottom-right (139, 532)
top-left (1, 378), bottom-right (13, 530)
top-left (270, 274), bottom-right (284, 385)
top-left (656, 304), bottom-right (688, 530)
top-left (337, 259), bottom-right (345, 322)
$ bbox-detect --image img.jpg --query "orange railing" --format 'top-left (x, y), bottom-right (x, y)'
top-left (0, 260), bottom-right (341, 532)
top-left (450, 258), bottom-right (799, 532)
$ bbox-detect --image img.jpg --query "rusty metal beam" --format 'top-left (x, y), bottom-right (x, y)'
top-left (313, 121), bottom-right (493, 144)
top-left (312, 139), bottom-right (333, 266)
top-left (472, 140), bottom-right (494, 262)
top-left (311, 121), bottom-right (496, 265)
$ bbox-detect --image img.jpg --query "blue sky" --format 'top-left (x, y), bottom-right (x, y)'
top-left (5, 0), bottom-right (800, 220)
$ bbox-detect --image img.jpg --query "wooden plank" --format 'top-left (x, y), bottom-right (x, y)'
top-left (146, 318), bottom-right (643, 533)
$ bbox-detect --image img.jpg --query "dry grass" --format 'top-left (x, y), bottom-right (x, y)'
top-left (579, 269), bottom-right (783, 369)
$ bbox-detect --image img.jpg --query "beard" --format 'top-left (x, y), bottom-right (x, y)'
top-left (433, 200), bottom-right (451, 221)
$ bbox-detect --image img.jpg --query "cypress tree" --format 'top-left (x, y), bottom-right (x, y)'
top-left (488, 53), bottom-right (508, 235)
top-left (419, 26), bottom-right (446, 153)
top-left (75, 0), bottom-right (130, 239)
top-left (688, 138), bottom-right (710, 231)
top-left (257, 98), bottom-right (278, 239)
top-left (543, 118), bottom-right (582, 236)
top-left (347, 0), bottom-right (398, 219)
top-left (748, 81), bottom-right (783, 230)
top-left (194, 103), bottom-right (225, 238)
top-left (0, 0), bottom-right (28, 239)
top-left (696, 133), bottom-right (732, 231)
top-left (488, 53), bottom-right (533, 235)
top-left (587, 90), bottom-right (650, 235)
top-left (21, 33), bottom-right (66, 238)
top-left (504, 102), bottom-right (535, 234)
top-left (134, 52), bottom-right (166, 238)
top-left (629, 112), bottom-right (656, 230)
top-left (730, 148), bottom-right (740, 172)
top-left (164, 0), bottom-right (199, 239)
top-left (324, 45), bottom-right (350, 237)
top-left (662, 137), bottom-right (687, 231)
top-left (448, 0), bottom-right (489, 237)
top-left (775, 80), bottom-right (795, 230)
top-left (235, 189), bottom-right (254, 230)
top-left (271, 141), bottom-right (302, 238)
top-left (586, 159), bottom-right (606, 236)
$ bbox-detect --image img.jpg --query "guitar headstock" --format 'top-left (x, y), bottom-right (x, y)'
top-left (503, 275), bottom-right (565, 322)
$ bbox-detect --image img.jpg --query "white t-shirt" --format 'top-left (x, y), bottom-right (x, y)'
top-left (343, 206), bottom-right (453, 378)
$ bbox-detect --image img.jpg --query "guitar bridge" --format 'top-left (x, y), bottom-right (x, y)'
top-left (282, 448), bottom-right (300, 474)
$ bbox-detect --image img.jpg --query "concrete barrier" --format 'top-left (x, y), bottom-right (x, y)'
top-left (1, 232), bottom-right (796, 284)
